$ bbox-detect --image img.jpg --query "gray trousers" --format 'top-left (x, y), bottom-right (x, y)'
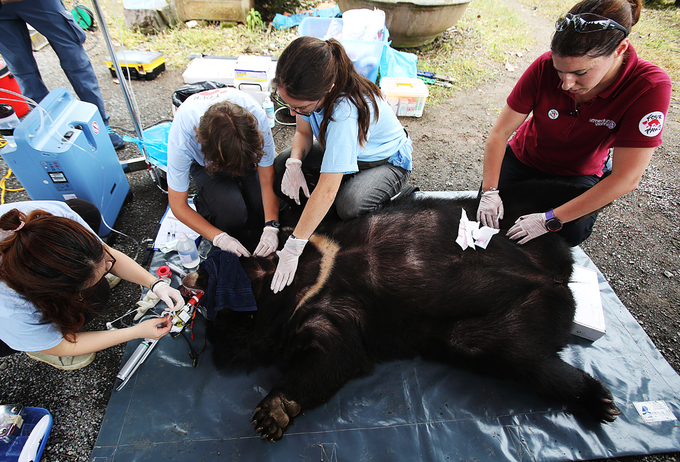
top-left (274, 142), bottom-right (410, 221)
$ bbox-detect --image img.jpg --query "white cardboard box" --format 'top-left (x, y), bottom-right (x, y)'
top-left (569, 265), bottom-right (606, 341)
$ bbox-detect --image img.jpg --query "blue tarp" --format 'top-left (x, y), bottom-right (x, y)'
top-left (90, 244), bottom-right (680, 461)
top-left (271, 5), bottom-right (341, 29)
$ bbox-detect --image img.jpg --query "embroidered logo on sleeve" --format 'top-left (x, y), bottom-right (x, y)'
top-left (639, 112), bottom-right (665, 137)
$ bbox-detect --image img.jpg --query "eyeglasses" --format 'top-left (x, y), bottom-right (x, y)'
top-left (555, 13), bottom-right (629, 37)
top-left (79, 248), bottom-right (116, 301)
top-left (271, 91), bottom-right (322, 117)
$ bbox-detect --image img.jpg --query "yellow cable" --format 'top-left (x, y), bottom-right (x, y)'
top-left (1, 168), bottom-right (24, 204)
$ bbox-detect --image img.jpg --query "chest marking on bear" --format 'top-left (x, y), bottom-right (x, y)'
top-left (294, 235), bottom-right (340, 313)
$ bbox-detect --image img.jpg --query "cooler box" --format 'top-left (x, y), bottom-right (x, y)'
top-left (299, 17), bottom-right (388, 83)
top-left (0, 60), bottom-right (29, 118)
top-left (106, 50), bottom-right (166, 80)
top-left (0, 406), bottom-right (52, 462)
top-left (0, 88), bottom-right (130, 236)
top-left (380, 77), bottom-right (429, 117)
top-left (233, 55), bottom-right (274, 104)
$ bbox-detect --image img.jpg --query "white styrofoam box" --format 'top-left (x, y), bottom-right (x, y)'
top-left (182, 56), bottom-right (276, 91)
top-left (182, 57), bottom-right (238, 86)
top-left (570, 265), bottom-right (606, 341)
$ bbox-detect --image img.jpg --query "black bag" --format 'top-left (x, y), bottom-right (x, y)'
top-left (171, 81), bottom-right (228, 109)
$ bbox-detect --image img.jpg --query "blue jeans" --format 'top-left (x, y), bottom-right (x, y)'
top-left (274, 142), bottom-right (411, 221)
top-left (497, 145), bottom-right (604, 246)
top-left (0, 0), bottom-right (109, 123)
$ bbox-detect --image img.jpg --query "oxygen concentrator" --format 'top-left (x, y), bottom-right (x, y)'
top-left (0, 88), bottom-right (130, 236)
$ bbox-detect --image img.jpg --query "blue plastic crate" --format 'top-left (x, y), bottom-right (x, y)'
top-left (0, 407), bottom-right (52, 462)
top-left (298, 17), bottom-right (388, 83)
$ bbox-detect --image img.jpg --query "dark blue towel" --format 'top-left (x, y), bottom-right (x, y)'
top-left (198, 250), bottom-right (257, 320)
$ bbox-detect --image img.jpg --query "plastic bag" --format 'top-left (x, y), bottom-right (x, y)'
top-left (379, 46), bottom-right (418, 83)
top-left (123, 122), bottom-right (172, 168)
top-left (341, 8), bottom-right (386, 41)
top-left (171, 80), bottom-right (227, 109)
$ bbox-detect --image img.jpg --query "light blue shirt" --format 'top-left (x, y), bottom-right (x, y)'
top-left (302, 95), bottom-right (412, 174)
top-left (0, 201), bottom-right (97, 352)
top-left (166, 88), bottom-right (276, 192)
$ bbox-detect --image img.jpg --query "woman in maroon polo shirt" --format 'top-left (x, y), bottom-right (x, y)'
top-left (477, 0), bottom-right (671, 246)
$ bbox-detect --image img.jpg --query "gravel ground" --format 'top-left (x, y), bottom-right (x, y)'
top-left (0, 0), bottom-right (679, 460)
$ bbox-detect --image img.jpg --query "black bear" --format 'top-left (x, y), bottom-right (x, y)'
top-left (193, 180), bottom-right (619, 442)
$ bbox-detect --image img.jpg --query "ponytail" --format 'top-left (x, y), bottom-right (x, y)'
top-left (274, 36), bottom-right (382, 148)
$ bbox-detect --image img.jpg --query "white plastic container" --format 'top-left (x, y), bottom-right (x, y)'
top-left (234, 55), bottom-right (271, 82)
top-left (380, 77), bottom-right (429, 117)
top-left (177, 232), bottom-right (200, 269)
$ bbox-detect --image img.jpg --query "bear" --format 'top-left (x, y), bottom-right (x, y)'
top-left (189, 180), bottom-right (619, 442)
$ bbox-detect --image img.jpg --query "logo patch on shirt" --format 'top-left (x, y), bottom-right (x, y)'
top-left (548, 109), bottom-right (559, 119)
top-left (589, 118), bottom-right (616, 130)
top-left (639, 112), bottom-right (665, 137)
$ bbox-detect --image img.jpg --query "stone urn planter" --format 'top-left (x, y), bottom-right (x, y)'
top-left (338, 0), bottom-right (471, 48)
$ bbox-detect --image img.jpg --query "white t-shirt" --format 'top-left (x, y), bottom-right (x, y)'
top-left (0, 201), bottom-right (97, 352)
top-left (166, 88), bottom-right (276, 192)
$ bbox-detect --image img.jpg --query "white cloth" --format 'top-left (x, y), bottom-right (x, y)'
top-left (456, 209), bottom-right (500, 250)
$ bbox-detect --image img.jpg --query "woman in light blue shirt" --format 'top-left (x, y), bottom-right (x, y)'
top-left (270, 36), bottom-right (413, 293)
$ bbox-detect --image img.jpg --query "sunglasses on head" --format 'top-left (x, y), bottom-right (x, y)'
top-left (555, 13), bottom-right (629, 37)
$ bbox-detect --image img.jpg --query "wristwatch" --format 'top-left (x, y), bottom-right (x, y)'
top-left (545, 209), bottom-right (563, 232)
top-left (264, 220), bottom-right (280, 229)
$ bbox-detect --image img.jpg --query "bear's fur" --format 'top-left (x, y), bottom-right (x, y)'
top-left (197, 180), bottom-right (618, 441)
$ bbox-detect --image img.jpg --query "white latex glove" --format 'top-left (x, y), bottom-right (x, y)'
top-left (151, 280), bottom-right (184, 311)
top-left (476, 189), bottom-right (504, 229)
top-left (213, 232), bottom-right (251, 257)
top-left (281, 158), bottom-right (310, 205)
top-left (506, 212), bottom-right (548, 244)
top-left (253, 226), bottom-right (279, 257)
top-left (271, 236), bottom-right (308, 293)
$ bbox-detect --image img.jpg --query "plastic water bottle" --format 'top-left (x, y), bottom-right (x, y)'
top-left (0, 104), bottom-right (19, 130)
top-left (263, 96), bottom-right (275, 128)
top-left (177, 233), bottom-right (199, 269)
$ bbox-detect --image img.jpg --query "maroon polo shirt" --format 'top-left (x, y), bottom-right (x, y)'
top-left (507, 45), bottom-right (671, 177)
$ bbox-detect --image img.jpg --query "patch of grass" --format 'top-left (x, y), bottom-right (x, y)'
top-left (87, 0), bottom-right (677, 105)
top-left (92, 0), bottom-right (297, 68)
top-left (412, 0), bottom-right (535, 103)
top-left (518, 0), bottom-right (680, 98)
